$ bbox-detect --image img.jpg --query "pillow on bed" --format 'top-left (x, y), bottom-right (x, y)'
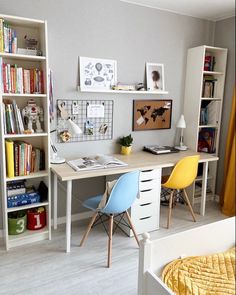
top-left (162, 247), bottom-right (235, 295)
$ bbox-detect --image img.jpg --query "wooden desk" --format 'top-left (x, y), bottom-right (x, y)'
top-left (51, 150), bottom-right (218, 253)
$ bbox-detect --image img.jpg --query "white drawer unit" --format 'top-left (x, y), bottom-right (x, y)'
top-left (118, 168), bottom-right (162, 237)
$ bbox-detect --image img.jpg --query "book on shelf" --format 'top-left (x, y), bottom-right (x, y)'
top-left (5, 140), bottom-right (45, 178)
top-left (0, 18), bottom-right (17, 54)
top-left (0, 57), bottom-right (44, 94)
top-left (198, 128), bottom-right (216, 154)
top-left (204, 54), bottom-right (215, 71)
top-left (7, 180), bottom-right (26, 196)
top-left (202, 75), bottom-right (217, 98)
top-left (199, 101), bottom-right (220, 125)
top-left (67, 154), bottom-right (128, 171)
top-left (3, 99), bottom-right (25, 134)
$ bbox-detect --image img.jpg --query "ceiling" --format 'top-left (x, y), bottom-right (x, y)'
top-left (120, 0), bottom-right (235, 21)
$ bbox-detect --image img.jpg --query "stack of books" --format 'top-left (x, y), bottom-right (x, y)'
top-left (0, 18), bottom-right (17, 53)
top-left (7, 180), bottom-right (41, 208)
top-left (202, 75), bottom-right (217, 98)
top-left (198, 128), bottom-right (216, 154)
top-left (204, 55), bottom-right (215, 71)
top-left (3, 99), bottom-right (25, 134)
top-left (5, 140), bottom-right (45, 178)
top-left (0, 58), bottom-right (44, 94)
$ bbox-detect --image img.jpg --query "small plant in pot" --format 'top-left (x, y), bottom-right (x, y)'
top-left (119, 134), bottom-right (133, 155)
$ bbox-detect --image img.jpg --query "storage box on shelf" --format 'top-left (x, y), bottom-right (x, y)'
top-left (183, 45), bottom-right (227, 204)
top-left (0, 14), bottom-right (51, 250)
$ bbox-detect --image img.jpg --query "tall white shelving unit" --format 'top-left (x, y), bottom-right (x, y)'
top-left (0, 14), bottom-right (51, 250)
top-left (183, 45), bottom-right (227, 203)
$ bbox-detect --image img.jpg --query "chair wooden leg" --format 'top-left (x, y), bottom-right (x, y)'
top-left (167, 190), bottom-right (175, 229)
top-left (79, 212), bottom-right (98, 247)
top-left (183, 189), bottom-right (197, 222)
top-left (125, 211), bottom-right (140, 247)
top-left (107, 214), bottom-right (114, 268)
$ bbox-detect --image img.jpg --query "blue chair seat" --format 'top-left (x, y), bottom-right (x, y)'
top-left (83, 195), bottom-right (103, 211)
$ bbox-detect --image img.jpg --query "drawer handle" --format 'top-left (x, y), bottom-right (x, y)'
top-left (141, 170), bottom-right (153, 173)
top-left (140, 216), bottom-right (151, 220)
top-left (140, 189), bottom-right (152, 193)
top-left (140, 202), bottom-right (152, 207)
top-left (141, 179), bottom-right (153, 183)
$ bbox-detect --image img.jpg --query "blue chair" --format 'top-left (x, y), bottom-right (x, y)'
top-left (79, 171), bottom-right (140, 267)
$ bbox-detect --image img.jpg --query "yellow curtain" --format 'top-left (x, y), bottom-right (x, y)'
top-left (221, 88), bottom-right (236, 216)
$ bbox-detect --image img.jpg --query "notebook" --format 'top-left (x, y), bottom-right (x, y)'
top-left (143, 145), bottom-right (179, 155)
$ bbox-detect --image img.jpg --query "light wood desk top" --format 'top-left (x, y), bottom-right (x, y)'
top-left (51, 150), bottom-right (218, 182)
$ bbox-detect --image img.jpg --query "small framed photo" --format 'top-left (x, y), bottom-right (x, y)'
top-left (146, 63), bottom-right (165, 91)
top-left (133, 99), bottom-right (172, 131)
top-left (79, 57), bottom-right (117, 91)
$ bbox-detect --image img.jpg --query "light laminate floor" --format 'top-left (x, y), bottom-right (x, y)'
top-left (0, 201), bottom-right (226, 295)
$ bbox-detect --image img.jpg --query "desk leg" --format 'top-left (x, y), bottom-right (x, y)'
top-left (66, 180), bottom-right (72, 253)
top-left (53, 173), bottom-right (58, 230)
top-left (200, 162), bottom-right (208, 216)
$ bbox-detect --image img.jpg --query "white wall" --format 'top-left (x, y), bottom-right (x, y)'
top-left (0, 0), bottom-right (215, 228)
top-left (214, 17), bottom-right (235, 195)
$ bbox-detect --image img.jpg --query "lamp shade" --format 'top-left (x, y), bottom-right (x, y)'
top-left (67, 118), bottom-right (82, 135)
top-left (176, 114), bottom-right (186, 128)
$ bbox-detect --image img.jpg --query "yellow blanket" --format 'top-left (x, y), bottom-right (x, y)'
top-left (162, 247), bottom-right (235, 295)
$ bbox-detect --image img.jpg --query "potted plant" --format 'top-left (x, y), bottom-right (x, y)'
top-left (119, 134), bottom-right (133, 155)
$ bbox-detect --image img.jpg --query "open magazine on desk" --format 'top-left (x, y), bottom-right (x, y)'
top-left (67, 154), bottom-right (127, 171)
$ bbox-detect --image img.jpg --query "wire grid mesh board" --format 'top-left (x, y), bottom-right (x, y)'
top-left (56, 99), bottom-right (113, 143)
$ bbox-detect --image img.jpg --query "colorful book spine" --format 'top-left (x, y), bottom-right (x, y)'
top-left (0, 18), bottom-right (4, 52)
top-left (5, 140), bottom-right (14, 178)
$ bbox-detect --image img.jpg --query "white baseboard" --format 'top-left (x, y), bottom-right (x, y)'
top-left (54, 211), bottom-right (93, 226)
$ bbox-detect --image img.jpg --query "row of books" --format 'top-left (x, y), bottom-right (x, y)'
top-left (204, 54), bottom-right (215, 71)
top-left (0, 18), bottom-right (17, 53)
top-left (5, 140), bottom-right (45, 178)
top-left (0, 58), bottom-right (44, 94)
top-left (202, 75), bottom-right (217, 98)
top-left (3, 99), bottom-right (25, 134)
top-left (198, 128), bottom-right (216, 154)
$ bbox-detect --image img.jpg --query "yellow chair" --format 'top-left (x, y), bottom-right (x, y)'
top-left (162, 155), bottom-right (200, 228)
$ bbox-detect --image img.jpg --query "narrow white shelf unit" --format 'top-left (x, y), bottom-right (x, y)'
top-left (183, 45), bottom-right (227, 203)
top-left (2, 93), bottom-right (47, 98)
top-left (6, 171), bottom-right (49, 182)
top-left (77, 86), bottom-right (169, 95)
top-left (0, 14), bottom-right (51, 250)
top-left (7, 202), bottom-right (49, 213)
top-left (4, 133), bottom-right (48, 139)
top-left (0, 52), bottom-right (46, 61)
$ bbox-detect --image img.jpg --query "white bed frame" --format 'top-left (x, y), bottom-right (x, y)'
top-left (138, 217), bottom-right (235, 295)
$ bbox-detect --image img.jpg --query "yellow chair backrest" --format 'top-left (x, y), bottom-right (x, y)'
top-left (163, 155), bottom-right (200, 189)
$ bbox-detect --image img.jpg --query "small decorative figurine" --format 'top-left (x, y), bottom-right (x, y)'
top-left (22, 99), bottom-right (43, 133)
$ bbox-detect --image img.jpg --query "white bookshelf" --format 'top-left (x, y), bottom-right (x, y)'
top-left (183, 45), bottom-right (227, 203)
top-left (0, 14), bottom-right (51, 250)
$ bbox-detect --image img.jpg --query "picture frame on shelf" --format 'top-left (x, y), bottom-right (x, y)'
top-left (79, 57), bottom-right (117, 91)
top-left (146, 63), bottom-right (165, 91)
top-left (133, 99), bottom-right (172, 131)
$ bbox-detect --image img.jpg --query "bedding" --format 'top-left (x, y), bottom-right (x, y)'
top-left (162, 247), bottom-right (235, 295)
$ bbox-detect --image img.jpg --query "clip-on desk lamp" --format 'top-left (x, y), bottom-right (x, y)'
top-left (50, 103), bottom-right (82, 164)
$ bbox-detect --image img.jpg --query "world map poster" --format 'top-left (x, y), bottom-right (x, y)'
top-left (133, 100), bottom-right (172, 131)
